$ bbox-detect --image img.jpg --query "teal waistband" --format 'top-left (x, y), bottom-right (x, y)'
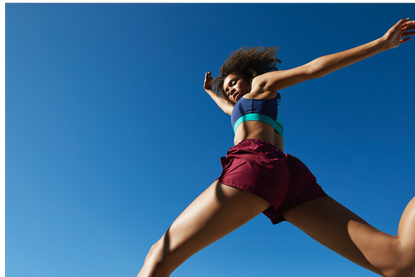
top-left (233, 113), bottom-right (284, 138)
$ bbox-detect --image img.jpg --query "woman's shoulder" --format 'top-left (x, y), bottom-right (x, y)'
top-left (245, 74), bottom-right (277, 99)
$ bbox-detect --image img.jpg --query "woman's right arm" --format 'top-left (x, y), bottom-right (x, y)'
top-left (203, 72), bottom-right (233, 115)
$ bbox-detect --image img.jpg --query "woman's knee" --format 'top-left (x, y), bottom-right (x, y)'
top-left (139, 238), bottom-right (174, 277)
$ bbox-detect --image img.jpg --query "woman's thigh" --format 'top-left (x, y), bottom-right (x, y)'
top-left (153, 180), bottom-right (272, 272)
top-left (282, 196), bottom-right (403, 276)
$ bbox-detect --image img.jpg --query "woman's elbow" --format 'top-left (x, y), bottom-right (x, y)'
top-left (305, 60), bottom-right (324, 79)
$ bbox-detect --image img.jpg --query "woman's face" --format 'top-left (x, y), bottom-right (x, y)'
top-left (223, 73), bottom-right (251, 103)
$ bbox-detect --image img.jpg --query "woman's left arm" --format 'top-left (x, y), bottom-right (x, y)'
top-left (306, 18), bottom-right (415, 78)
top-left (253, 18), bottom-right (415, 92)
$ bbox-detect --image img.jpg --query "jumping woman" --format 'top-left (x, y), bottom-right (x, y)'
top-left (137, 18), bottom-right (415, 277)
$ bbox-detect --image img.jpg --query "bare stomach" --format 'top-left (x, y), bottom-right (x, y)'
top-left (233, 121), bottom-right (284, 152)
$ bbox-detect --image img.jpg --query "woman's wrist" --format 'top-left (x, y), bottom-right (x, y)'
top-left (377, 36), bottom-right (390, 51)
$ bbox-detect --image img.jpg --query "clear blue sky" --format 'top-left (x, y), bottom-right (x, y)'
top-left (6, 3), bottom-right (415, 277)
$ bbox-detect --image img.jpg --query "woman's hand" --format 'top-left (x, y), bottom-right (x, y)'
top-left (383, 18), bottom-right (415, 50)
top-left (204, 72), bottom-right (214, 92)
top-left (203, 72), bottom-right (233, 115)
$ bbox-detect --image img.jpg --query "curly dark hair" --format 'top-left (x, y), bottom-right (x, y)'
top-left (212, 46), bottom-right (282, 105)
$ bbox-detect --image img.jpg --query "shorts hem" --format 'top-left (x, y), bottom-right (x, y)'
top-left (268, 191), bottom-right (329, 225)
top-left (217, 179), bottom-right (275, 207)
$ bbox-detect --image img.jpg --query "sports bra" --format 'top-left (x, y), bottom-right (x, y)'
top-left (231, 97), bottom-right (284, 138)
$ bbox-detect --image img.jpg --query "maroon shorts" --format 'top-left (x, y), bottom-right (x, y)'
top-left (217, 139), bottom-right (327, 224)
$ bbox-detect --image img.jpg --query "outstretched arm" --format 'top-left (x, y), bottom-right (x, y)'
top-left (203, 72), bottom-right (233, 115)
top-left (252, 18), bottom-right (415, 93)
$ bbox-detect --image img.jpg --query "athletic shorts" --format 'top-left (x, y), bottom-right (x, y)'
top-left (217, 139), bottom-right (327, 224)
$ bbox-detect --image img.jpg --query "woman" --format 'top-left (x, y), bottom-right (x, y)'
top-left (137, 19), bottom-right (415, 277)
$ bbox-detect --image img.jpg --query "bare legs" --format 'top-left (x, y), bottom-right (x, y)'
top-left (137, 180), bottom-right (415, 277)
top-left (283, 196), bottom-right (415, 277)
top-left (136, 181), bottom-right (272, 277)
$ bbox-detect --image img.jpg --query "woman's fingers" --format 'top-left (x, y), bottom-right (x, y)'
top-left (402, 21), bottom-right (415, 34)
top-left (400, 21), bottom-right (415, 44)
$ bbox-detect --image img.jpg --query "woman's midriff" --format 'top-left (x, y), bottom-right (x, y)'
top-left (234, 121), bottom-right (284, 152)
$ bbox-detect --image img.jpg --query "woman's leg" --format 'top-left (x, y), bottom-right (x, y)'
top-left (137, 180), bottom-right (272, 277)
top-left (282, 196), bottom-right (415, 277)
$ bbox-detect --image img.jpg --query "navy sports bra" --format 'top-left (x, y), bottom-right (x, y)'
top-left (231, 97), bottom-right (284, 138)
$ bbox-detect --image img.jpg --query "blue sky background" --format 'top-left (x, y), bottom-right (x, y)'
top-left (5, 3), bottom-right (415, 277)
